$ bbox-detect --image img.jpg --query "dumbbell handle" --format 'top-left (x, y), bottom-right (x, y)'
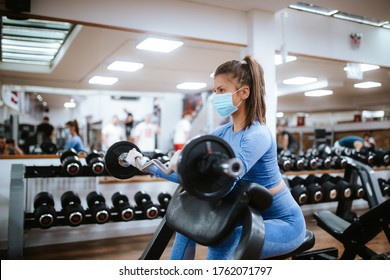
top-left (138, 155), bottom-right (243, 179)
top-left (119, 151), bottom-right (243, 178)
top-left (117, 151), bottom-right (173, 174)
top-left (138, 158), bottom-right (174, 174)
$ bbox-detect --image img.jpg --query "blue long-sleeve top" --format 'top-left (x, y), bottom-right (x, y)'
top-left (146, 120), bottom-right (282, 190)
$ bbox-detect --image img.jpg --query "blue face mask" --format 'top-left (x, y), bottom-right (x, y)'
top-left (64, 128), bottom-right (70, 136)
top-left (212, 88), bottom-right (243, 118)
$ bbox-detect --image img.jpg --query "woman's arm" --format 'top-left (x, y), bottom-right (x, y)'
top-left (146, 165), bottom-right (181, 184)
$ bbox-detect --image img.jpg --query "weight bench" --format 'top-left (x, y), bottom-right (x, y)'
top-left (297, 198), bottom-right (390, 260)
top-left (140, 181), bottom-right (315, 260)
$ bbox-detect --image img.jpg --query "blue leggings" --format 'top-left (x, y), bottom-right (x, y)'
top-left (169, 187), bottom-right (306, 259)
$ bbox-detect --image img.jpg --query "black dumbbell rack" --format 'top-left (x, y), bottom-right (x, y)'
top-left (7, 164), bottom-right (167, 259)
top-left (284, 157), bottom-right (386, 218)
top-left (336, 158), bottom-right (386, 221)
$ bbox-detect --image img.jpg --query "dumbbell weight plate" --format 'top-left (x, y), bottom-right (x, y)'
top-left (134, 191), bottom-right (151, 206)
top-left (111, 192), bottom-right (134, 221)
top-left (61, 191), bottom-right (81, 208)
top-left (33, 192), bottom-right (55, 210)
top-left (33, 192), bottom-right (56, 228)
top-left (86, 191), bottom-right (110, 223)
top-left (158, 192), bottom-right (172, 207)
top-left (104, 141), bottom-right (141, 179)
top-left (134, 191), bottom-right (158, 219)
top-left (61, 191), bottom-right (85, 226)
top-left (87, 152), bottom-right (105, 175)
top-left (112, 191), bottom-right (129, 206)
top-left (178, 135), bottom-right (237, 200)
top-left (59, 149), bottom-right (78, 163)
top-left (86, 191), bottom-right (106, 208)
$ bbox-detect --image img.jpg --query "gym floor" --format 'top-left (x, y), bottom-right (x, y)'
top-left (1, 212), bottom-right (389, 260)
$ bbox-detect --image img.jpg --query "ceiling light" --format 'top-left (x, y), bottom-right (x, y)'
top-left (64, 98), bottom-right (76, 108)
top-left (64, 102), bottom-right (76, 108)
top-left (289, 3), bottom-right (338, 16)
top-left (176, 82), bottom-right (207, 90)
top-left (1, 16), bottom-right (75, 66)
top-left (274, 54), bottom-right (297, 65)
top-left (107, 61), bottom-right (144, 72)
top-left (276, 112), bottom-right (284, 118)
top-left (288, 3), bottom-right (389, 30)
top-left (283, 76), bottom-right (318, 85)
top-left (88, 76), bottom-right (118, 85)
top-left (343, 63), bottom-right (380, 72)
top-left (304, 90), bottom-right (333, 97)
top-left (354, 82), bottom-right (382, 89)
top-left (333, 12), bottom-right (388, 26)
top-left (136, 38), bottom-right (183, 53)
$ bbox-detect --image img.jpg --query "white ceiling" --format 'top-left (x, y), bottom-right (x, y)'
top-left (0, 0), bottom-right (389, 114)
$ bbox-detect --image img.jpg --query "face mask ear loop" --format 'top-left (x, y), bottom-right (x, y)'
top-left (233, 86), bottom-right (244, 108)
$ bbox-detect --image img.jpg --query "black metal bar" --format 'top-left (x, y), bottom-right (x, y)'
top-left (139, 216), bottom-right (175, 260)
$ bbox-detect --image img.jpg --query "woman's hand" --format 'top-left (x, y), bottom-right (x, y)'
top-left (168, 150), bottom-right (181, 172)
top-left (126, 148), bottom-right (148, 170)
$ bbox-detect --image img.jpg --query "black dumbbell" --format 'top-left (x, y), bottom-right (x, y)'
top-left (290, 176), bottom-right (305, 187)
top-left (134, 191), bottom-right (159, 219)
top-left (378, 178), bottom-right (390, 196)
top-left (278, 156), bottom-right (291, 171)
top-left (60, 149), bottom-right (82, 176)
top-left (290, 156), bottom-right (305, 171)
top-left (301, 152), bottom-right (317, 170)
top-left (86, 151), bottom-right (105, 175)
top-left (351, 147), bottom-right (376, 166)
top-left (157, 192), bottom-right (172, 210)
top-left (61, 191), bottom-right (85, 227)
top-left (319, 174), bottom-right (339, 202)
top-left (111, 192), bottom-right (134, 221)
top-left (350, 183), bottom-right (365, 199)
top-left (373, 148), bottom-right (390, 166)
top-left (290, 183), bottom-right (308, 205)
top-left (33, 192), bottom-right (57, 229)
top-left (330, 176), bottom-right (352, 200)
top-left (331, 155), bottom-right (348, 169)
top-left (316, 156), bottom-right (332, 170)
top-left (305, 175), bottom-right (324, 203)
top-left (86, 191), bottom-right (110, 224)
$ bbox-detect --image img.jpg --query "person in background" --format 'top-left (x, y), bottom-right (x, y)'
top-left (277, 122), bottom-right (297, 153)
top-left (64, 120), bottom-right (84, 152)
top-left (363, 132), bottom-right (376, 149)
top-left (173, 112), bottom-right (192, 151)
top-left (36, 116), bottom-right (56, 144)
top-left (0, 135), bottom-right (24, 155)
top-left (334, 135), bottom-right (374, 152)
top-left (101, 115), bottom-right (126, 151)
top-left (126, 55), bottom-right (306, 260)
top-left (133, 113), bottom-right (160, 153)
top-left (123, 111), bottom-right (134, 142)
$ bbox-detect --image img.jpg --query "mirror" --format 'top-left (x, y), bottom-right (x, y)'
top-left (1, 16), bottom-right (389, 154)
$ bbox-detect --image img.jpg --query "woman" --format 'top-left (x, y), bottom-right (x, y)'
top-left (64, 120), bottom-right (84, 152)
top-left (127, 55), bottom-right (306, 259)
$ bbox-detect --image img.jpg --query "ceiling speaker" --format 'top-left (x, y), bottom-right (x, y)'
top-left (6, 0), bottom-right (31, 12)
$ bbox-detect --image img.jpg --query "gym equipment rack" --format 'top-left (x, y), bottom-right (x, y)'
top-left (7, 164), bottom-right (163, 259)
